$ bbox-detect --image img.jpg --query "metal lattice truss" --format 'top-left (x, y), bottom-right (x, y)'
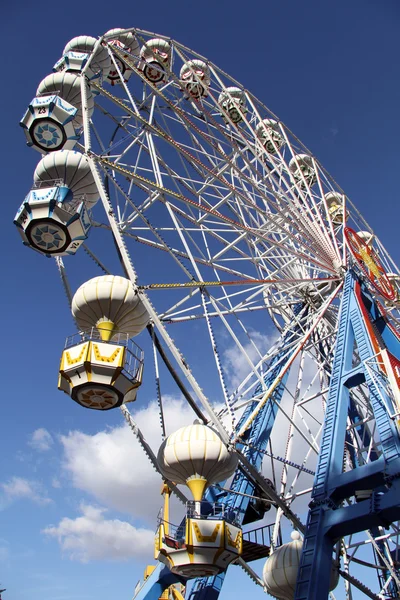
top-left (50, 28), bottom-right (400, 599)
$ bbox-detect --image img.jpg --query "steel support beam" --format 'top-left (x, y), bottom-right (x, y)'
top-left (295, 271), bottom-right (400, 600)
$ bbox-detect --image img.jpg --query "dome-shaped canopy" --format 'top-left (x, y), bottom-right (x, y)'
top-left (263, 531), bottom-right (302, 600)
top-left (218, 86), bottom-right (246, 106)
top-left (180, 60), bottom-right (210, 83)
top-left (63, 36), bottom-right (111, 77)
top-left (255, 119), bottom-right (284, 153)
top-left (72, 275), bottom-right (149, 341)
top-left (157, 423), bottom-right (238, 501)
top-left (263, 532), bottom-right (338, 600)
top-left (357, 230), bottom-right (375, 247)
top-left (105, 28), bottom-right (140, 55)
top-left (37, 72), bottom-right (94, 129)
top-left (140, 38), bottom-right (171, 63)
top-left (33, 150), bottom-right (99, 207)
top-left (139, 38), bottom-right (171, 84)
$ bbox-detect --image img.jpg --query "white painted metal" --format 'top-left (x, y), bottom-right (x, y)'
top-left (23, 27), bottom-right (400, 598)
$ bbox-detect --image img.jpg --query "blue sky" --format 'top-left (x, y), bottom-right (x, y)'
top-left (1, 1), bottom-right (400, 599)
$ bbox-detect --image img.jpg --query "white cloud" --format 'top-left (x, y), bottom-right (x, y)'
top-left (60, 396), bottom-right (195, 522)
top-left (264, 354), bottom-right (324, 518)
top-left (223, 330), bottom-right (277, 389)
top-left (330, 124), bottom-right (339, 137)
top-left (29, 428), bottom-right (54, 452)
top-left (43, 504), bottom-right (154, 563)
top-left (1, 476), bottom-right (51, 507)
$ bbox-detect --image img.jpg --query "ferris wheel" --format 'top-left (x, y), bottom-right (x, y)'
top-left (15, 27), bottom-right (400, 600)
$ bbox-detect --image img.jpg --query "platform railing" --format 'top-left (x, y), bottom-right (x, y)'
top-left (32, 178), bottom-right (65, 189)
top-left (185, 501), bottom-right (239, 525)
top-left (30, 180), bottom-right (88, 215)
top-left (156, 501), bottom-right (241, 544)
top-left (242, 523), bottom-right (275, 547)
top-left (64, 328), bottom-right (144, 380)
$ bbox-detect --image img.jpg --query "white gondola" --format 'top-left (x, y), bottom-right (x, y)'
top-left (20, 95), bottom-right (78, 153)
top-left (37, 72), bottom-right (94, 130)
top-left (218, 87), bottom-right (247, 124)
top-left (33, 150), bottom-right (99, 207)
top-left (155, 502), bottom-right (242, 578)
top-left (180, 60), bottom-right (210, 99)
top-left (139, 38), bottom-right (171, 84)
top-left (15, 150), bottom-right (98, 256)
top-left (59, 276), bottom-right (148, 410)
top-left (288, 153), bottom-right (317, 188)
top-left (62, 36), bottom-right (111, 79)
top-left (105, 28), bottom-right (140, 55)
top-left (59, 330), bottom-right (144, 410)
top-left (255, 119), bottom-right (284, 154)
top-left (325, 191), bottom-right (345, 224)
top-left (104, 28), bottom-right (140, 86)
top-left (13, 180), bottom-right (91, 256)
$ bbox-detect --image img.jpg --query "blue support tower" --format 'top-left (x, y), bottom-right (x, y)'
top-left (295, 271), bottom-right (400, 599)
top-left (133, 564), bottom-right (186, 600)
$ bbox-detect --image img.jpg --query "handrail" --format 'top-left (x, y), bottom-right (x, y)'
top-left (242, 523), bottom-right (275, 547)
